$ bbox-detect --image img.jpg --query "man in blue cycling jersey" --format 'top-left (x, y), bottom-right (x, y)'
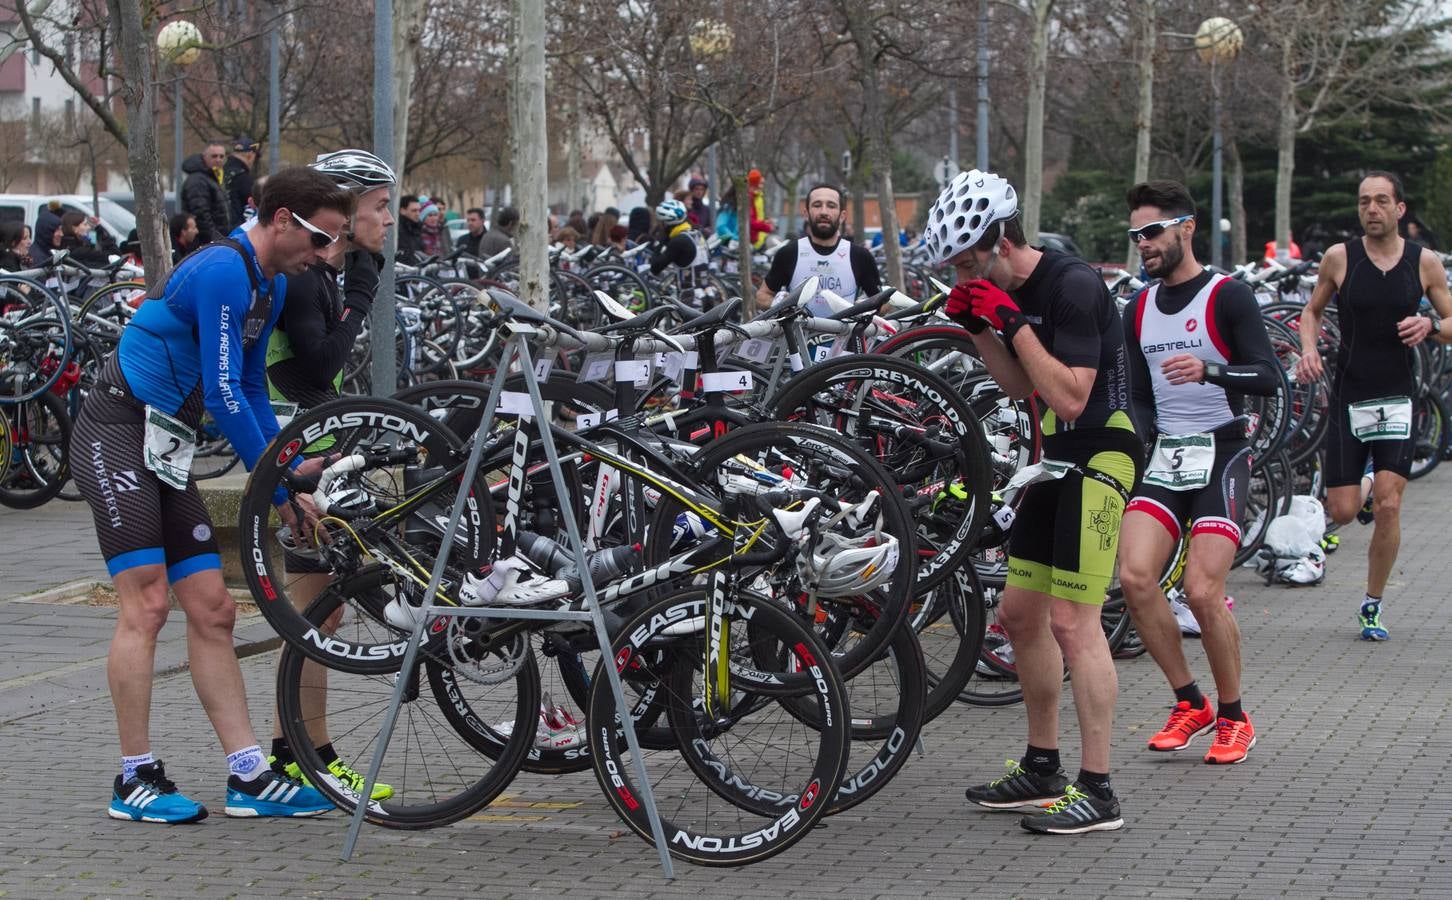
top-left (72, 166), bottom-right (355, 823)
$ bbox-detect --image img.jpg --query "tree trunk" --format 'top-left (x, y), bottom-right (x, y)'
top-left (565, 86), bottom-right (582, 214)
top-left (392, 0), bottom-right (427, 181)
top-left (107, 0), bottom-right (170, 287)
top-left (736, 173), bottom-right (755, 317)
top-left (841, 2), bottom-right (902, 290)
top-left (511, 0), bottom-right (549, 313)
top-left (1273, 41), bottom-right (1296, 259)
top-left (851, 168), bottom-right (866, 247)
top-left (1229, 137), bottom-right (1246, 266)
top-left (1127, 0), bottom-right (1155, 269)
top-left (1022, 0), bottom-right (1054, 244)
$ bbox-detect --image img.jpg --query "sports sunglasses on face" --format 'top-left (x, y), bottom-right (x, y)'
top-left (1127, 214), bottom-right (1193, 243)
top-left (291, 210), bottom-right (341, 249)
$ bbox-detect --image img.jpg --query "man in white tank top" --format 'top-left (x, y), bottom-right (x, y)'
top-left (1117, 181), bottom-right (1281, 767)
top-left (758, 183), bottom-right (881, 311)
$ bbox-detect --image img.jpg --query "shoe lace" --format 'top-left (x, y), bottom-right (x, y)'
top-left (327, 760), bottom-right (366, 788)
top-left (1042, 784), bottom-right (1088, 815)
top-left (138, 766), bottom-right (177, 794)
top-left (1163, 701), bottom-right (1200, 733)
top-left (989, 759), bottom-right (1028, 787)
top-left (1211, 718), bottom-right (1241, 746)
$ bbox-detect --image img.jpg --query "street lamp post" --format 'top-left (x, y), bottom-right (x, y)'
top-left (1196, 17), bottom-right (1241, 270)
top-left (156, 20), bottom-right (203, 199)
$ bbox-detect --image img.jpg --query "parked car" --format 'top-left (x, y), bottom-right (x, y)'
top-left (100, 191), bottom-right (178, 220)
top-left (0, 193), bottom-right (138, 248)
top-left (1038, 231), bottom-right (1083, 258)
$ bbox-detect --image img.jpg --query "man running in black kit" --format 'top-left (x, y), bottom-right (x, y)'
top-left (1296, 171), bottom-right (1452, 640)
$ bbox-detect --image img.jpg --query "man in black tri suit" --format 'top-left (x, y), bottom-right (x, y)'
top-left (931, 170), bottom-right (1143, 835)
top-left (1117, 181), bottom-right (1280, 766)
top-left (756, 182), bottom-right (880, 311)
top-left (1296, 171), bottom-right (1452, 641)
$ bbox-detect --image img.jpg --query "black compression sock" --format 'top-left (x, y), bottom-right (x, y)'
top-left (1173, 681), bottom-right (1206, 708)
top-left (1217, 699), bottom-right (1245, 722)
top-left (1023, 745), bottom-right (1061, 776)
top-left (270, 737), bottom-right (293, 766)
top-left (316, 742), bottom-right (340, 766)
top-left (1077, 770), bottom-right (1114, 801)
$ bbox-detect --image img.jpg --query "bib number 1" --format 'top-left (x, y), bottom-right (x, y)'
top-left (143, 406), bottom-right (197, 491)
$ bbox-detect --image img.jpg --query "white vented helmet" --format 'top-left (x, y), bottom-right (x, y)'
top-left (925, 169), bottom-right (1018, 265)
top-left (796, 529), bottom-right (900, 598)
top-left (310, 149), bottom-right (397, 193)
top-left (655, 198), bottom-right (687, 226)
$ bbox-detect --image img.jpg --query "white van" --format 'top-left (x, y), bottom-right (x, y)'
top-left (0, 193), bottom-right (138, 245)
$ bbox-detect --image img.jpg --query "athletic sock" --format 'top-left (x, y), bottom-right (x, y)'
top-left (1362, 594), bottom-right (1382, 611)
top-left (316, 742), bottom-right (340, 766)
top-left (1173, 681), bottom-right (1206, 709)
top-left (1022, 745), bottom-right (1060, 776)
top-left (121, 752), bottom-right (154, 783)
top-left (270, 737), bottom-right (294, 766)
top-left (1217, 699), bottom-right (1244, 722)
top-left (226, 745), bottom-right (269, 782)
top-left (1077, 769), bottom-right (1114, 801)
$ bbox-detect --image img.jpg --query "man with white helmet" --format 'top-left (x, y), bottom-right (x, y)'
top-left (933, 170), bottom-right (1142, 834)
top-left (263, 149), bottom-right (397, 801)
top-left (649, 197), bottom-right (715, 305)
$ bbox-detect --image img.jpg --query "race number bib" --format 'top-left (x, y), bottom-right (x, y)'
top-left (143, 406), bottom-right (196, 491)
top-left (1143, 433), bottom-right (1214, 491)
top-left (1348, 396), bottom-right (1412, 442)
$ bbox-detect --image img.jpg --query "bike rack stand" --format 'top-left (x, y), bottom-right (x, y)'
top-left (339, 321), bottom-right (676, 879)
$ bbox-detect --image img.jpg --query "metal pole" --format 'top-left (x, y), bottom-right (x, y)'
top-left (173, 69), bottom-right (184, 197)
top-left (268, 15), bottom-right (280, 173)
top-left (1211, 62), bottom-right (1223, 271)
top-left (370, 0), bottom-right (397, 396)
top-left (947, 87), bottom-right (958, 172)
top-left (706, 143), bottom-right (718, 227)
top-left (976, 0), bottom-right (990, 170)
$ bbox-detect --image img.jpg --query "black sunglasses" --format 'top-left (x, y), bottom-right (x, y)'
top-left (1127, 214), bottom-right (1193, 243)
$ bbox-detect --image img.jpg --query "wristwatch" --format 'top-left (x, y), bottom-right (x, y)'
top-left (1427, 311), bottom-right (1443, 338)
top-left (1201, 361), bottom-right (1224, 383)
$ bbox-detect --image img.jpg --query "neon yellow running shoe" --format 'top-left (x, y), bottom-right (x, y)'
top-left (271, 756), bottom-right (394, 801)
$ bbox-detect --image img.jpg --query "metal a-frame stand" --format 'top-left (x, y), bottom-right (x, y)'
top-left (339, 321), bottom-right (676, 879)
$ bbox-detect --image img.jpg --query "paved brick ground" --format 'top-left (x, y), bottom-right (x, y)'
top-left (3, 468), bottom-right (1452, 898)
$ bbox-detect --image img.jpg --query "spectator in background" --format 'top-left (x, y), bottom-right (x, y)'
top-left (608, 224), bottom-right (628, 252)
top-left (716, 184), bottom-right (740, 245)
top-left (245, 175), bottom-right (268, 227)
top-left (58, 211), bottom-right (115, 267)
top-left (626, 206), bottom-right (653, 245)
top-left (170, 212), bottom-right (200, 262)
top-left (554, 226), bottom-right (580, 253)
top-left (223, 136), bottom-right (259, 230)
top-left (1264, 233), bottom-right (1303, 262)
top-left (478, 207), bottom-right (518, 258)
top-left (1406, 216), bottom-right (1440, 251)
top-left (457, 207), bottom-right (487, 257)
top-left (396, 194), bottom-right (424, 261)
top-left (747, 169), bottom-right (774, 249)
top-left (33, 200), bottom-right (63, 265)
top-left (687, 176), bottom-right (713, 236)
top-left (0, 222), bottom-right (31, 270)
top-left (419, 203), bottom-right (450, 257)
top-left (566, 209), bottom-right (589, 237)
top-left (591, 210), bottom-right (619, 248)
top-left (181, 141), bottom-right (231, 243)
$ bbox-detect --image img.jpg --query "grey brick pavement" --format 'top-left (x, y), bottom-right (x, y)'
top-left (3, 470), bottom-right (1452, 898)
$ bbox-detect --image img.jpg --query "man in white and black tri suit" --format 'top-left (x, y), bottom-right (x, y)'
top-left (756, 182), bottom-right (881, 314)
top-left (1117, 181), bottom-right (1281, 767)
top-left (1296, 171), bottom-right (1452, 641)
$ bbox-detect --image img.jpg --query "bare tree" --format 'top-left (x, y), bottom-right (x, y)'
top-left (105, 0), bottom-right (169, 284)
top-left (511, 0), bottom-right (548, 312)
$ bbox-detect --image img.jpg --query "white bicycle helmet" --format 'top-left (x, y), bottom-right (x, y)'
top-left (925, 169), bottom-right (1018, 265)
top-left (796, 529), bottom-right (900, 598)
top-left (656, 198), bottom-right (687, 226)
top-left (311, 149), bottom-right (397, 193)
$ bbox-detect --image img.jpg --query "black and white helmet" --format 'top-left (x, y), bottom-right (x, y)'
top-left (925, 169), bottom-right (1018, 265)
top-left (310, 149), bottom-right (397, 193)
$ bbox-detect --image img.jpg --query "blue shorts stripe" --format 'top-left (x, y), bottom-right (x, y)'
top-left (167, 553), bottom-right (222, 584)
top-left (107, 548), bottom-right (166, 577)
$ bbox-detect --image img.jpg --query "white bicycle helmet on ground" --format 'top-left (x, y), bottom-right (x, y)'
top-left (925, 169), bottom-right (1018, 265)
top-left (656, 198), bottom-right (687, 227)
top-left (311, 149), bottom-right (398, 193)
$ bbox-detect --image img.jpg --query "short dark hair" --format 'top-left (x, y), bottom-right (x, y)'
top-left (400, 194), bottom-right (420, 209)
top-left (60, 211), bottom-right (86, 234)
top-left (496, 207), bottom-right (519, 227)
top-left (466, 207), bottom-right (486, 219)
top-left (1362, 170), bottom-right (1404, 203)
top-left (1126, 180), bottom-right (1196, 218)
top-left (803, 182), bottom-right (844, 207)
top-left (169, 212), bottom-right (195, 243)
top-left (258, 166), bottom-right (357, 225)
top-left (970, 214), bottom-right (1027, 251)
top-left (0, 221), bottom-right (25, 249)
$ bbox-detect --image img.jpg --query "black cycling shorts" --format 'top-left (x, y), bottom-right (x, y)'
top-left (1126, 439), bottom-right (1251, 545)
top-left (1325, 398), bottom-right (1414, 486)
top-left (71, 375), bottom-right (220, 582)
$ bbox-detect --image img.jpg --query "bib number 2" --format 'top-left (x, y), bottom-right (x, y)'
top-left (143, 406), bottom-right (196, 491)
